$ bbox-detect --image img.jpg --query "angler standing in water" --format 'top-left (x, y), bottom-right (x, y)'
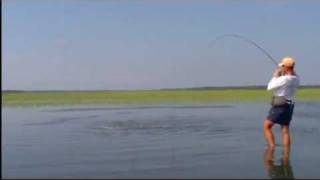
top-left (263, 57), bottom-right (299, 147)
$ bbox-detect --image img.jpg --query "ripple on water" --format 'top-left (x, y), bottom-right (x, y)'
top-left (89, 116), bottom-right (232, 137)
top-left (42, 105), bottom-right (233, 112)
top-left (23, 115), bottom-right (99, 126)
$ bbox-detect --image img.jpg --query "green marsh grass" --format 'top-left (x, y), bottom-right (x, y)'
top-left (2, 88), bottom-right (320, 107)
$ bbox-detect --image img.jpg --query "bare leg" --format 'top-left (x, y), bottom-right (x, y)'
top-left (264, 119), bottom-right (275, 147)
top-left (281, 125), bottom-right (291, 147)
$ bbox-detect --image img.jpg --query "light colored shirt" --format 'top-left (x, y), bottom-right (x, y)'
top-left (267, 75), bottom-right (299, 100)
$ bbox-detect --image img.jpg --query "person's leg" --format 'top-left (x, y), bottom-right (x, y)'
top-left (264, 119), bottom-right (275, 147)
top-left (281, 125), bottom-right (291, 147)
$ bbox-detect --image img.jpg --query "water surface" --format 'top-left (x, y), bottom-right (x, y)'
top-left (2, 103), bottom-right (320, 178)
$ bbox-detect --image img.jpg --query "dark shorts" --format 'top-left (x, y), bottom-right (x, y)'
top-left (267, 103), bottom-right (295, 126)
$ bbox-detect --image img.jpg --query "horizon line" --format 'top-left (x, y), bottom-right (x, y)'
top-left (2, 84), bottom-right (320, 92)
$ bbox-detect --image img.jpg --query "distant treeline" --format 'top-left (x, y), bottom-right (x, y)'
top-left (2, 85), bottom-right (320, 93)
top-left (161, 85), bottom-right (320, 91)
top-left (161, 86), bottom-right (269, 91)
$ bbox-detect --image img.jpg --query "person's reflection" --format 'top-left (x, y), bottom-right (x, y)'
top-left (263, 146), bottom-right (295, 179)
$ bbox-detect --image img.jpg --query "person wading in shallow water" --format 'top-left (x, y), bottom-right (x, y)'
top-left (263, 56), bottom-right (299, 147)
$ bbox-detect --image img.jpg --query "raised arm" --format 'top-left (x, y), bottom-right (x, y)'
top-left (267, 76), bottom-right (288, 91)
top-left (267, 67), bottom-right (287, 91)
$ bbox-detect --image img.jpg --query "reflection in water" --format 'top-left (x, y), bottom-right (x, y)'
top-left (263, 146), bottom-right (295, 179)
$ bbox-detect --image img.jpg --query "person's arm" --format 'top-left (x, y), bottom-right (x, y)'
top-left (267, 77), bottom-right (288, 91)
top-left (267, 67), bottom-right (288, 91)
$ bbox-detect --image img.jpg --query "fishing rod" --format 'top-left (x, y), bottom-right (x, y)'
top-left (209, 34), bottom-right (278, 66)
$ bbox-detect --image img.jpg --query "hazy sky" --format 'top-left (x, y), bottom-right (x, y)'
top-left (2, 0), bottom-right (320, 90)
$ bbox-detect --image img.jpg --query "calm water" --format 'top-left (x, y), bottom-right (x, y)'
top-left (2, 103), bottom-right (320, 178)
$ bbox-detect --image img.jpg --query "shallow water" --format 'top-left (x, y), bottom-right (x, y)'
top-left (2, 103), bottom-right (320, 178)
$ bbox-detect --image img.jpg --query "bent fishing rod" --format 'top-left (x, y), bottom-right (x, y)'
top-left (209, 34), bottom-right (278, 66)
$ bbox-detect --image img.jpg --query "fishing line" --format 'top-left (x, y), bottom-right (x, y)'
top-left (209, 34), bottom-right (278, 66)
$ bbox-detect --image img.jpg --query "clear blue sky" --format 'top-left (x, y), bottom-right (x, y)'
top-left (2, 0), bottom-right (320, 90)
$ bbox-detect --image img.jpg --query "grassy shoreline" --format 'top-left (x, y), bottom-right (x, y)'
top-left (2, 88), bottom-right (320, 107)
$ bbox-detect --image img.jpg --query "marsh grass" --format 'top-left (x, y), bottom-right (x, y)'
top-left (2, 88), bottom-right (319, 107)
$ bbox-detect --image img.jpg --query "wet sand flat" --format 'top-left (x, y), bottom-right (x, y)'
top-left (2, 102), bottom-right (320, 178)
